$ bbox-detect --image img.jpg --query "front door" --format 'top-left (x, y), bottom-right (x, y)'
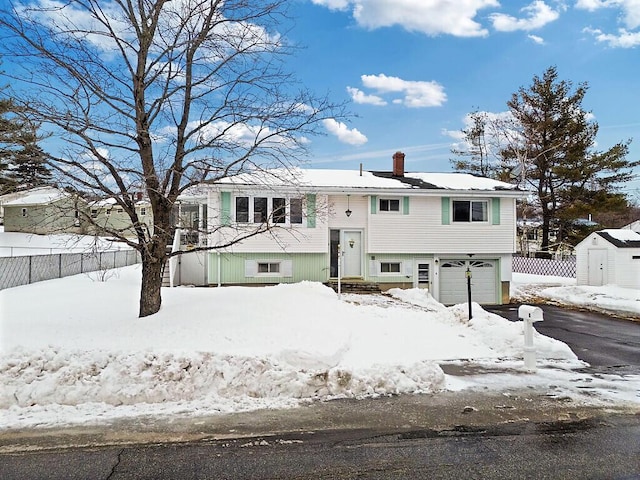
top-left (588, 249), bottom-right (607, 286)
top-left (342, 231), bottom-right (362, 277)
top-left (416, 262), bottom-right (430, 289)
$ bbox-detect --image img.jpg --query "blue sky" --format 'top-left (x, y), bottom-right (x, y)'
top-left (283, 1), bottom-right (640, 196)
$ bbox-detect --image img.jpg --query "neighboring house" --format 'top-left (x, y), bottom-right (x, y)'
top-left (2, 186), bottom-right (88, 235)
top-left (622, 220), bottom-right (640, 233)
top-left (575, 229), bottom-right (640, 289)
top-left (88, 198), bottom-right (153, 238)
top-left (173, 153), bottom-right (526, 305)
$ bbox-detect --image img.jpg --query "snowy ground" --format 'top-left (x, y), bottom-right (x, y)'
top-left (1, 265), bottom-right (638, 430)
top-left (0, 228), bottom-right (131, 257)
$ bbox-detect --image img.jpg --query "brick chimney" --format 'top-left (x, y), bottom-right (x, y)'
top-left (392, 151), bottom-right (405, 177)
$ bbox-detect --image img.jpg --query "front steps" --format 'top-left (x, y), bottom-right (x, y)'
top-left (325, 280), bottom-right (381, 294)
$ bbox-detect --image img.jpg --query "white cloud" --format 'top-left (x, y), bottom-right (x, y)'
top-left (359, 74), bottom-right (447, 108)
top-left (323, 119), bottom-right (368, 145)
top-left (346, 87), bottom-right (387, 106)
top-left (313, 0), bottom-right (500, 37)
top-left (311, 0), bottom-right (351, 10)
top-left (576, 0), bottom-right (640, 30)
top-left (528, 34), bottom-right (546, 44)
top-left (584, 27), bottom-right (640, 47)
top-left (490, 1), bottom-right (560, 32)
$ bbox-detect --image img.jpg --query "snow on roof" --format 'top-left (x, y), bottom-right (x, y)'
top-left (218, 168), bottom-right (519, 192)
top-left (404, 172), bottom-right (518, 190)
top-left (596, 229), bottom-right (640, 248)
top-left (2, 187), bottom-right (71, 206)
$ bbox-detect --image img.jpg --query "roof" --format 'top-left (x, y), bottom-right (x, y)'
top-left (214, 168), bottom-right (522, 194)
top-left (595, 229), bottom-right (640, 248)
top-left (2, 187), bottom-right (75, 206)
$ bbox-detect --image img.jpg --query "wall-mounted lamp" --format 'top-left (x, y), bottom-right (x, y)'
top-left (349, 238), bottom-right (355, 248)
top-left (345, 194), bottom-right (352, 217)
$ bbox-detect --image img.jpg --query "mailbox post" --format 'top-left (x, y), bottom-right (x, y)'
top-left (518, 305), bottom-right (544, 372)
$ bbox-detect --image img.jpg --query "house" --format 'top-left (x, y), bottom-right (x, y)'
top-left (2, 186), bottom-right (88, 235)
top-left (575, 229), bottom-right (640, 289)
top-left (88, 197), bottom-right (153, 238)
top-left (622, 220), bottom-right (640, 233)
top-left (172, 152), bottom-right (527, 305)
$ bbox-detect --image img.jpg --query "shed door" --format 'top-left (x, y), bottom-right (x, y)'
top-left (588, 249), bottom-right (607, 286)
top-left (439, 260), bottom-right (496, 305)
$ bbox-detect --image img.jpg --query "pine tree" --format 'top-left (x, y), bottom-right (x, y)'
top-left (0, 98), bottom-right (52, 194)
top-left (502, 66), bottom-right (638, 253)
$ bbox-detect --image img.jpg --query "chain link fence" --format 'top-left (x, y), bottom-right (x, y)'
top-left (0, 250), bottom-right (140, 290)
top-left (512, 254), bottom-right (576, 278)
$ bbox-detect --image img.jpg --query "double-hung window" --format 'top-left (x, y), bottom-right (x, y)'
top-left (379, 198), bottom-right (400, 212)
top-left (453, 200), bottom-right (488, 222)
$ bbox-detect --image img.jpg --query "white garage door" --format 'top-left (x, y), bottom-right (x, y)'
top-left (439, 260), bottom-right (497, 305)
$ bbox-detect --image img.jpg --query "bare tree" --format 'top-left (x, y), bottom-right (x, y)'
top-left (0, 0), bottom-right (344, 316)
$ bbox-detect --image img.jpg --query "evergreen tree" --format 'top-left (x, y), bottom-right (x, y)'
top-left (0, 98), bottom-right (52, 194)
top-left (502, 66), bottom-right (638, 253)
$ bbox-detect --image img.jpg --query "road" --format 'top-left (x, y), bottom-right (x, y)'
top-left (486, 304), bottom-right (640, 374)
top-left (1, 415), bottom-right (639, 479)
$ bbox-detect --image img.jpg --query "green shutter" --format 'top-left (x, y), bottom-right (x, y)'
top-left (403, 196), bottom-right (410, 215)
top-left (370, 195), bottom-right (377, 214)
top-left (221, 191), bottom-right (231, 226)
top-left (306, 194), bottom-right (316, 228)
top-left (492, 197), bottom-right (501, 225)
top-left (441, 197), bottom-right (450, 225)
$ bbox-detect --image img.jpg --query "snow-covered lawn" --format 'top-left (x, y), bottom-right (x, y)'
top-left (1, 265), bottom-right (638, 430)
top-left (511, 272), bottom-right (640, 319)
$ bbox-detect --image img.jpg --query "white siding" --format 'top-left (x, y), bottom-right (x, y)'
top-left (576, 232), bottom-right (640, 288)
top-left (368, 196), bottom-right (517, 254)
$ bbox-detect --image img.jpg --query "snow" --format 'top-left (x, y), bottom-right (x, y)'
top-left (405, 172), bottom-right (517, 190)
top-left (600, 228), bottom-right (640, 242)
top-left (1, 186), bottom-right (70, 206)
top-left (215, 168), bottom-right (518, 191)
top-left (1, 266), bottom-right (638, 430)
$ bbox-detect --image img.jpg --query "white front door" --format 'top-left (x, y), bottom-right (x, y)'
top-left (588, 249), bottom-right (607, 286)
top-left (342, 231), bottom-right (362, 277)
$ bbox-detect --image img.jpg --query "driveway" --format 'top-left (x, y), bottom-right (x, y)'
top-left (486, 304), bottom-right (640, 374)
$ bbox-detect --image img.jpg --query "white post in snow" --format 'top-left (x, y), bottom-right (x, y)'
top-left (337, 243), bottom-right (342, 299)
top-left (518, 305), bottom-right (544, 372)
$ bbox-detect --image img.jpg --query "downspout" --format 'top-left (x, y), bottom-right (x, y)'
top-left (217, 251), bottom-right (221, 288)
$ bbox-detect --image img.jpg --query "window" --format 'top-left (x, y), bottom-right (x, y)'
top-left (236, 196), bottom-right (249, 222)
top-left (140, 207), bottom-right (146, 216)
top-left (117, 208), bottom-right (123, 214)
top-left (106, 208), bottom-right (112, 216)
top-left (453, 200), bottom-right (488, 222)
top-left (21, 208), bottom-right (27, 217)
top-left (272, 198), bottom-right (286, 224)
top-left (91, 209), bottom-right (98, 218)
top-left (290, 198), bottom-right (303, 224)
top-left (254, 197), bottom-right (267, 223)
top-left (380, 262), bottom-right (401, 273)
top-left (379, 198), bottom-right (400, 212)
top-left (235, 195), bottom-right (303, 225)
top-left (257, 262), bottom-right (280, 273)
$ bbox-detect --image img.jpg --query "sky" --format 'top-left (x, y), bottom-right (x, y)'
top-left (281, 1), bottom-right (640, 197)
top-left (1, 260), bottom-right (639, 429)
top-left (2, 1), bottom-right (639, 198)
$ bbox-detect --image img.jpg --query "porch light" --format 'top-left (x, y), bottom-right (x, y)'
top-left (345, 194), bottom-right (352, 217)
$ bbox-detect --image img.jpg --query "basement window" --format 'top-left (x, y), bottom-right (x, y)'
top-left (257, 262), bottom-right (280, 274)
top-left (380, 262), bottom-right (401, 273)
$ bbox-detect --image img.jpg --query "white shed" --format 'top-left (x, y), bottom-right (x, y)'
top-left (575, 229), bottom-right (640, 289)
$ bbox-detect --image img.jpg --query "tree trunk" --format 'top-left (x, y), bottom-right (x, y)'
top-left (139, 248), bottom-right (165, 317)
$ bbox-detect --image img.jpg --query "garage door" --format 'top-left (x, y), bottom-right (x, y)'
top-left (439, 260), bottom-right (497, 305)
